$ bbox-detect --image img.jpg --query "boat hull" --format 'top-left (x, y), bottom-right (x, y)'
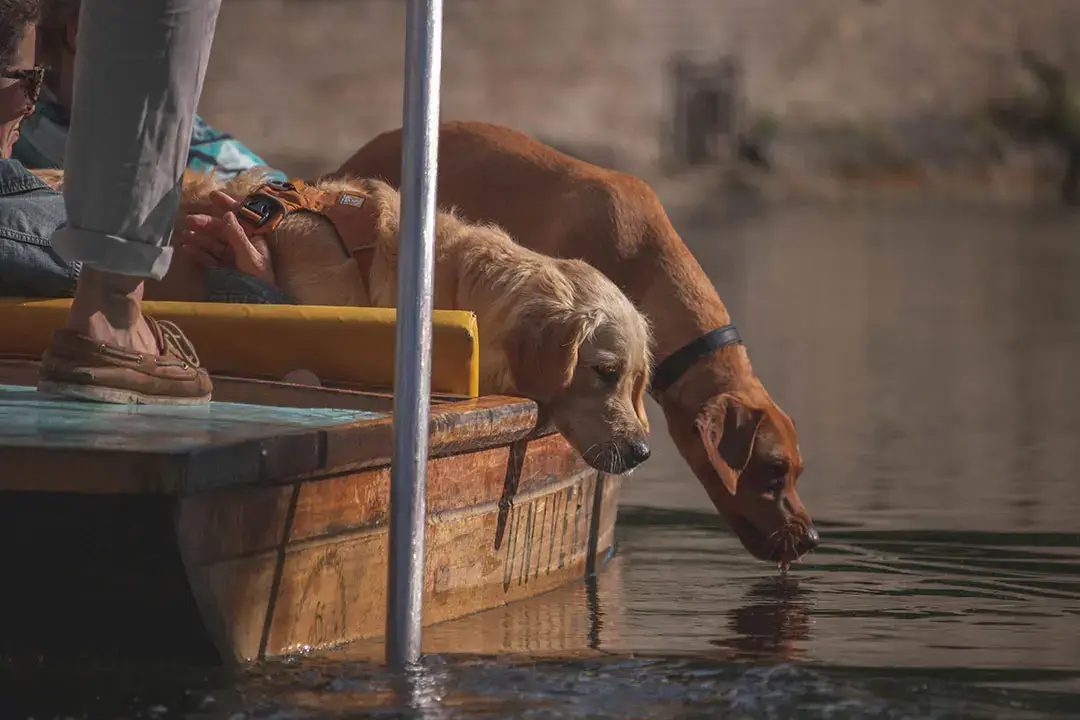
top-left (179, 438), bottom-right (618, 661)
top-left (0, 361), bottom-right (620, 664)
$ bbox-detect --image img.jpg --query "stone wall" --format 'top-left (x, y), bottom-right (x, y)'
top-left (200, 0), bottom-right (1080, 192)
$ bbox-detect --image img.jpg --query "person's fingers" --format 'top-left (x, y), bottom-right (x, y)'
top-left (222, 211), bottom-right (265, 271)
top-left (222, 211), bottom-right (259, 256)
top-left (176, 225), bottom-right (215, 245)
top-left (209, 190), bottom-right (241, 215)
top-left (175, 228), bottom-right (226, 260)
top-left (221, 211), bottom-right (275, 283)
top-left (183, 213), bottom-right (227, 232)
top-left (179, 242), bottom-right (223, 269)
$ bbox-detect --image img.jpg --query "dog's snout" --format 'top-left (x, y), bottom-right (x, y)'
top-left (799, 525), bottom-right (820, 553)
top-left (627, 439), bottom-right (651, 465)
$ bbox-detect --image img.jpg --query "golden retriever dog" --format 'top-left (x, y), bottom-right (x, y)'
top-left (333, 121), bottom-right (818, 567)
top-left (82, 167), bottom-right (651, 476)
top-left (32, 166), bottom-right (653, 473)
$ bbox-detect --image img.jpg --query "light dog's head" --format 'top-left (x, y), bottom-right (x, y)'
top-left (503, 258), bottom-right (653, 474)
top-left (178, 171), bottom-right (654, 474)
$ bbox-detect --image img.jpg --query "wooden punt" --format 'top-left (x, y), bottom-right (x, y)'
top-left (0, 303), bottom-right (620, 666)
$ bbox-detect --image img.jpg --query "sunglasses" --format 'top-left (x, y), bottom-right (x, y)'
top-left (0, 65), bottom-right (45, 109)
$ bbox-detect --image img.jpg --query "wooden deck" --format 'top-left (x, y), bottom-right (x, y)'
top-left (0, 360), bottom-right (619, 664)
top-left (0, 357), bottom-right (533, 495)
top-left (0, 382), bottom-right (384, 452)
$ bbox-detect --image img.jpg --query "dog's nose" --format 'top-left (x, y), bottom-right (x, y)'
top-left (799, 525), bottom-right (820, 553)
top-left (627, 439), bottom-right (651, 465)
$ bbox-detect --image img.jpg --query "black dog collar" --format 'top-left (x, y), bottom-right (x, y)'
top-left (648, 324), bottom-right (743, 399)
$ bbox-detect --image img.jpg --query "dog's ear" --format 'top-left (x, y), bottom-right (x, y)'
top-left (504, 315), bottom-right (584, 401)
top-left (695, 394), bottom-right (765, 491)
top-left (633, 372), bottom-right (650, 432)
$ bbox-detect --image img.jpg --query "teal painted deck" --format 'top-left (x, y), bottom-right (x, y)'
top-left (0, 383), bottom-right (386, 453)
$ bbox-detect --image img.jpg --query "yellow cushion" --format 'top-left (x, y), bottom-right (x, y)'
top-left (0, 299), bottom-right (480, 397)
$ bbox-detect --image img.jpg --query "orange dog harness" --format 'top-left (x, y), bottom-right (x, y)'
top-left (236, 178), bottom-right (381, 284)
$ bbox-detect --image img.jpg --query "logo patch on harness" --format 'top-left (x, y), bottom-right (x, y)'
top-left (338, 192), bottom-right (366, 208)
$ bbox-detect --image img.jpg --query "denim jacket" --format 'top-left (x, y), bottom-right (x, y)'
top-left (0, 158), bottom-right (294, 304)
top-left (0, 158), bottom-right (77, 298)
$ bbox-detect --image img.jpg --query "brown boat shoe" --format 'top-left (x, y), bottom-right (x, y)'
top-left (37, 316), bottom-right (213, 405)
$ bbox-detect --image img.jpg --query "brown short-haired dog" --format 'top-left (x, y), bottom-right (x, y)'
top-left (334, 121), bottom-right (818, 567)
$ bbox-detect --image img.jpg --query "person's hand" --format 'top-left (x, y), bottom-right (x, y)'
top-left (177, 190), bottom-right (276, 286)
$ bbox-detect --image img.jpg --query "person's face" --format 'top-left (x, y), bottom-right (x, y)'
top-left (1, 25), bottom-right (42, 158)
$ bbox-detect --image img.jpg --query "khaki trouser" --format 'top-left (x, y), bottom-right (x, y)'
top-left (49, 0), bottom-right (222, 280)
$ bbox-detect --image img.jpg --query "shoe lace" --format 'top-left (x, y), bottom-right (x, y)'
top-left (151, 317), bottom-right (202, 368)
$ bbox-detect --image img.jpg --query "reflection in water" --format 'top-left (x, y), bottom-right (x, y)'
top-left (388, 663), bottom-right (455, 720)
top-left (584, 573), bottom-right (603, 650)
top-left (7, 204), bottom-right (1080, 718)
top-left (709, 576), bottom-right (813, 663)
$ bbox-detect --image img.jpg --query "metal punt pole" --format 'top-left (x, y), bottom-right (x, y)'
top-left (386, 0), bottom-right (444, 668)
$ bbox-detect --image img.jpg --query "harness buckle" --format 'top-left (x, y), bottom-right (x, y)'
top-left (238, 192), bottom-right (285, 228)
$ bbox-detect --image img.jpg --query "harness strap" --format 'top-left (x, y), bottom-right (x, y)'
top-left (236, 179), bottom-right (381, 286)
top-left (648, 324), bottom-right (743, 399)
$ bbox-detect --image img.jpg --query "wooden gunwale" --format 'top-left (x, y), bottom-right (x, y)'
top-left (0, 359), bottom-right (545, 494)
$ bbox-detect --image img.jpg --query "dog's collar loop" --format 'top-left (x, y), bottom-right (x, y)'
top-left (648, 324), bottom-right (743, 399)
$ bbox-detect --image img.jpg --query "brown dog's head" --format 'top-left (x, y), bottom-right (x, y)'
top-left (665, 379), bottom-right (817, 567)
top-left (503, 258), bottom-right (653, 474)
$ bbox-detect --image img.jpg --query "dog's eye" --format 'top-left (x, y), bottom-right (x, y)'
top-left (593, 365), bottom-right (619, 384)
top-left (763, 476), bottom-right (786, 498)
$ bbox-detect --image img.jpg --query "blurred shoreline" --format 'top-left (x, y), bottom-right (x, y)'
top-left (201, 0), bottom-right (1080, 206)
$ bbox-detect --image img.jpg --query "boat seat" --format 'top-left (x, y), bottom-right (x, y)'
top-left (0, 299), bottom-right (480, 397)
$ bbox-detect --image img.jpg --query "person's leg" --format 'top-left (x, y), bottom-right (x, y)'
top-left (40, 0), bottom-right (221, 403)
